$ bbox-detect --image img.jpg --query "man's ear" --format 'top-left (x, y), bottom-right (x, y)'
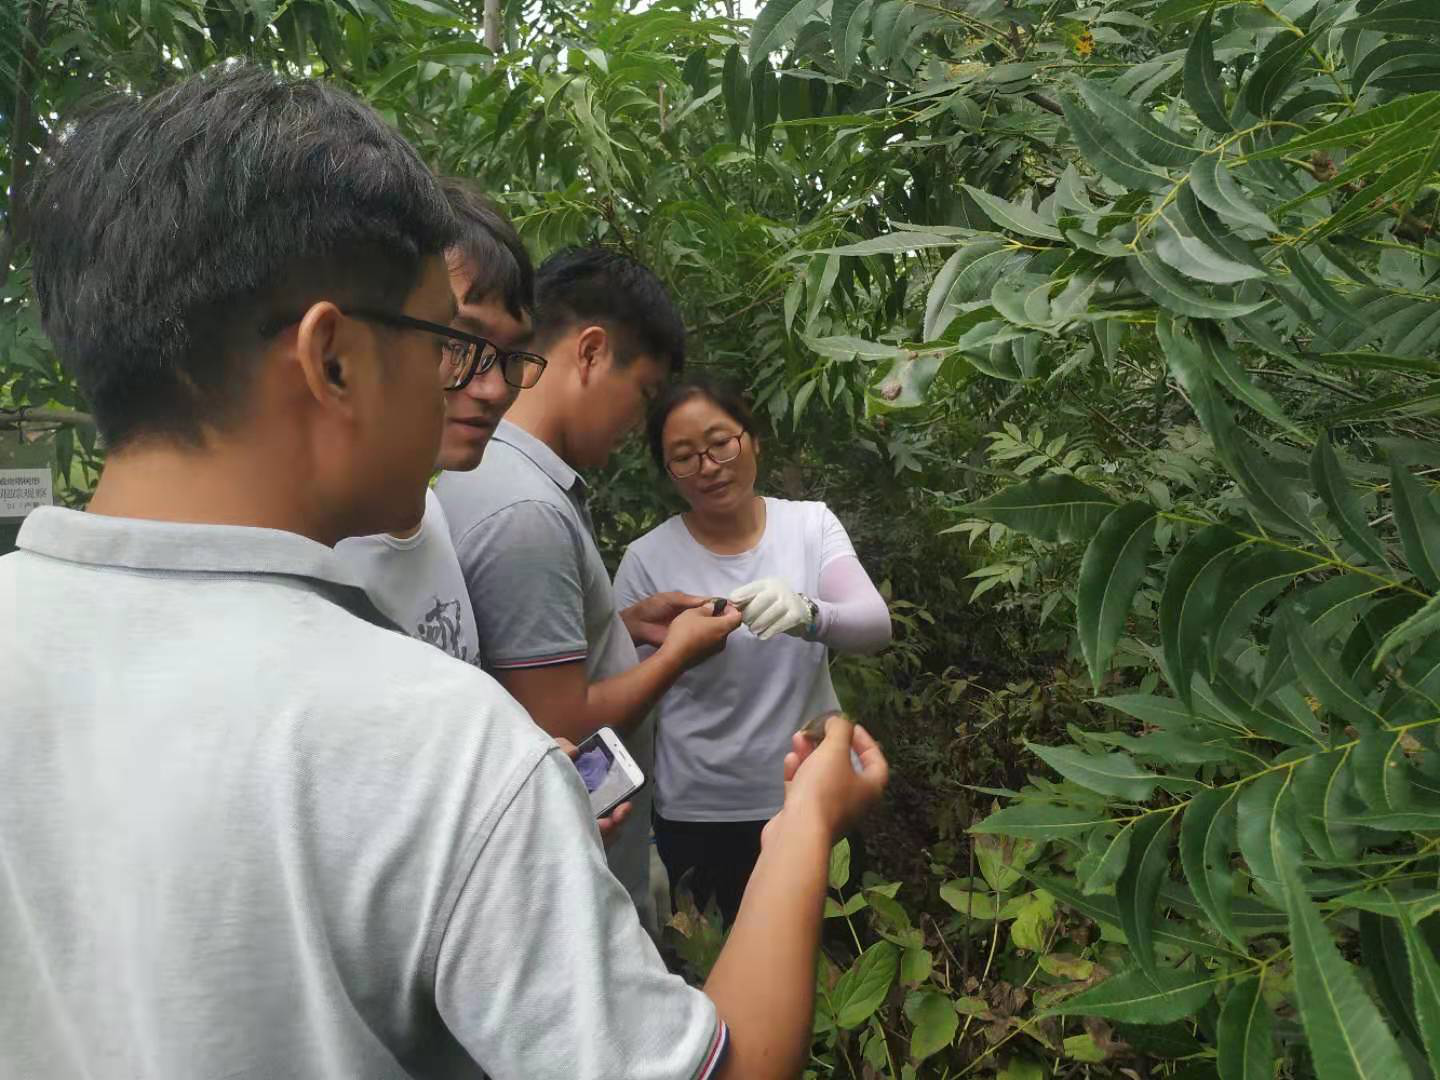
top-left (574, 324), bottom-right (611, 386)
top-left (294, 302), bottom-right (356, 411)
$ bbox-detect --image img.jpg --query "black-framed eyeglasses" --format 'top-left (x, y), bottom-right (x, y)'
top-left (345, 308), bottom-right (547, 391)
top-left (666, 433), bottom-right (745, 479)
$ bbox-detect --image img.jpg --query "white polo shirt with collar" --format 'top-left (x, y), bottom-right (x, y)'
top-left (0, 507), bottom-right (725, 1080)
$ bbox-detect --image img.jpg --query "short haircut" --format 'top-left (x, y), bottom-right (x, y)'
top-left (647, 378), bottom-right (756, 468)
top-left (28, 62), bottom-right (456, 449)
top-left (531, 246), bottom-right (685, 373)
top-left (439, 178), bottom-right (534, 319)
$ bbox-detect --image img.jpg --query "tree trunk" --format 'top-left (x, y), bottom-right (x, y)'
top-left (1, 0), bottom-right (48, 279)
top-left (483, 0), bottom-right (501, 56)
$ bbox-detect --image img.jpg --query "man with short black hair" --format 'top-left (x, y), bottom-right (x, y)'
top-left (1, 65), bottom-right (889, 1080)
top-left (437, 246), bottom-right (737, 931)
top-left (336, 179), bottom-right (544, 663)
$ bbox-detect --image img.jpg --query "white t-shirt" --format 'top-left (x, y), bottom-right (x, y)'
top-left (1, 507), bottom-right (727, 1079)
top-left (613, 498), bottom-right (855, 822)
top-left (336, 488), bottom-right (480, 665)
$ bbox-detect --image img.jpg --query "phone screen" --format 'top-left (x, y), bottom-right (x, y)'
top-left (574, 736), bottom-right (637, 817)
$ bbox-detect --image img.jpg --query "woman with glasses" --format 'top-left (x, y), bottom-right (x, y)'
top-left (613, 379), bottom-right (891, 925)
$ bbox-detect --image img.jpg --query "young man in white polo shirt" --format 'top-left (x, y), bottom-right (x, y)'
top-left (0, 63), bottom-right (890, 1080)
top-left (335, 180), bottom-right (544, 665)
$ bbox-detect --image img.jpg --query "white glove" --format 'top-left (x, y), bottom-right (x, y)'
top-left (729, 577), bottom-right (813, 641)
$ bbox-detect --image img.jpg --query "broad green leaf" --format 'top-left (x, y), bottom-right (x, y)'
top-left (1374, 592), bottom-right (1440, 669)
top-left (1010, 889), bottom-right (1057, 951)
top-left (1231, 434), bottom-right (1319, 539)
top-left (722, 44), bottom-right (750, 143)
top-left (900, 945), bottom-right (932, 987)
top-left (939, 881), bottom-right (1005, 920)
top-left (1357, 909), bottom-right (1426, 1059)
top-left (1217, 975), bottom-right (1273, 1080)
top-left (830, 837), bottom-right (851, 889)
top-left (1091, 727), bottom-right (1236, 765)
top-left (960, 184), bottom-right (1062, 240)
top-left (1160, 524), bottom-right (1247, 706)
top-left (1248, 93), bottom-right (1440, 161)
top-left (1039, 966), bottom-right (1219, 1024)
top-left (1078, 502), bottom-right (1157, 691)
top-left (1401, 910), bottom-right (1440, 1078)
top-left (1286, 610), bottom-right (1382, 730)
top-left (1083, 820), bottom-right (1135, 895)
top-left (1392, 461), bottom-right (1440, 592)
top-left (1283, 861), bottom-right (1415, 1080)
top-left (1155, 213), bottom-right (1268, 285)
top-left (833, 941), bottom-right (900, 1028)
top-left (1184, 8), bottom-right (1233, 133)
top-left (1311, 352), bottom-right (1440, 377)
top-left (905, 990), bottom-right (959, 1061)
top-left (1076, 80), bottom-right (1199, 168)
top-left (1062, 96), bottom-right (1172, 193)
top-left (1180, 788), bottom-right (1242, 948)
top-left (748, 0), bottom-right (820, 70)
top-left (1094, 694), bottom-right (1196, 730)
top-left (814, 231), bottom-right (959, 257)
top-left (1190, 157), bottom-right (1277, 233)
top-left (965, 474), bottom-right (1117, 544)
top-left (1131, 252), bottom-right (1268, 319)
top-left (972, 801), bottom-right (1112, 839)
top-left (1353, 728), bottom-right (1413, 814)
top-left (1237, 771), bottom-right (1299, 902)
top-left (1117, 811), bottom-right (1174, 979)
top-left (924, 240), bottom-right (1015, 339)
top-left (1242, 29), bottom-right (1316, 117)
top-left (832, 0), bottom-right (868, 77)
top-left (1210, 549), bottom-right (1312, 671)
top-left (1193, 321), bottom-right (1301, 438)
top-left (1027, 742), bottom-right (1160, 800)
top-left (974, 830), bottom-right (1040, 892)
top-left (1284, 249), bottom-right (1365, 325)
top-left (1293, 750), bottom-right (1363, 863)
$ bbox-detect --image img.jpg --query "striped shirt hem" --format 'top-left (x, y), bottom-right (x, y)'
top-left (490, 649), bottom-right (589, 670)
top-left (691, 1020), bottom-right (729, 1080)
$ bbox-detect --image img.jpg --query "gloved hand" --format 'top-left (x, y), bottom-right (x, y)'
top-left (729, 577), bottom-right (813, 641)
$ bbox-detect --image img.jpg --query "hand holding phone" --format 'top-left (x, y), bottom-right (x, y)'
top-left (571, 727), bottom-right (647, 819)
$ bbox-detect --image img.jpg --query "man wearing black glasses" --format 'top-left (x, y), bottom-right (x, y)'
top-left (336, 179), bottom-right (543, 666)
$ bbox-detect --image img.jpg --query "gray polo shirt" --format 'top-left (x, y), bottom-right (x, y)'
top-left (0, 507), bottom-right (724, 1080)
top-left (436, 421), bottom-right (657, 930)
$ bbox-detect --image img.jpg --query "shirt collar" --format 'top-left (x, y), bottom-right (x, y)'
top-left (16, 506), bottom-right (397, 627)
top-left (492, 419), bottom-right (585, 495)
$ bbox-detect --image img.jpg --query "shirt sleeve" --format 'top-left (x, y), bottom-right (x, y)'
top-left (812, 508), bottom-right (890, 656)
top-left (452, 500), bottom-right (589, 670)
top-left (434, 747), bottom-right (728, 1080)
top-left (818, 504), bottom-right (858, 572)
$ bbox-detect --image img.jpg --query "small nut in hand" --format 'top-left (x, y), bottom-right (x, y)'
top-left (710, 597), bottom-right (727, 617)
top-left (798, 710), bottom-right (845, 744)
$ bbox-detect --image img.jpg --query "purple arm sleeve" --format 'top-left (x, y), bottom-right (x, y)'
top-left (812, 555), bottom-right (892, 655)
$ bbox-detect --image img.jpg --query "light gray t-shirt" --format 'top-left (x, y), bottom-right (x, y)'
top-left (436, 421), bottom-right (656, 931)
top-left (614, 498), bottom-right (852, 821)
top-left (335, 488), bottom-right (480, 664)
top-left (0, 507), bottom-right (725, 1080)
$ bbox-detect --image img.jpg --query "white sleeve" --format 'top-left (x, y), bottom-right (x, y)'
top-left (813, 555), bottom-right (892, 656)
top-left (434, 747), bottom-right (728, 1080)
top-left (818, 505), bottom-right (858, 571)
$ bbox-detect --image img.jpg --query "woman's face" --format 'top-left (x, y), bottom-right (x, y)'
top-left (661, 395), bottom-right (758, 516)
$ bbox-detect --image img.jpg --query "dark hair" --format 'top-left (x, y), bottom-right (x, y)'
top-left (532, 246), bottom-right (685, 373)
top-left (439, 178), bottom-right (534, 319)
top-left (646, 378), bottom-right (756, 468)
top-left (28, 63), bottom-right (456, 449)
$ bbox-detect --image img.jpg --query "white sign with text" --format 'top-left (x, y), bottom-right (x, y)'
top-left (0, 468), bottom-right (54, 519)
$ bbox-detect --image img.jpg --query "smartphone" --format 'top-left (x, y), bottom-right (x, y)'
top-left (572, 726), bottom-right (646, 819)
